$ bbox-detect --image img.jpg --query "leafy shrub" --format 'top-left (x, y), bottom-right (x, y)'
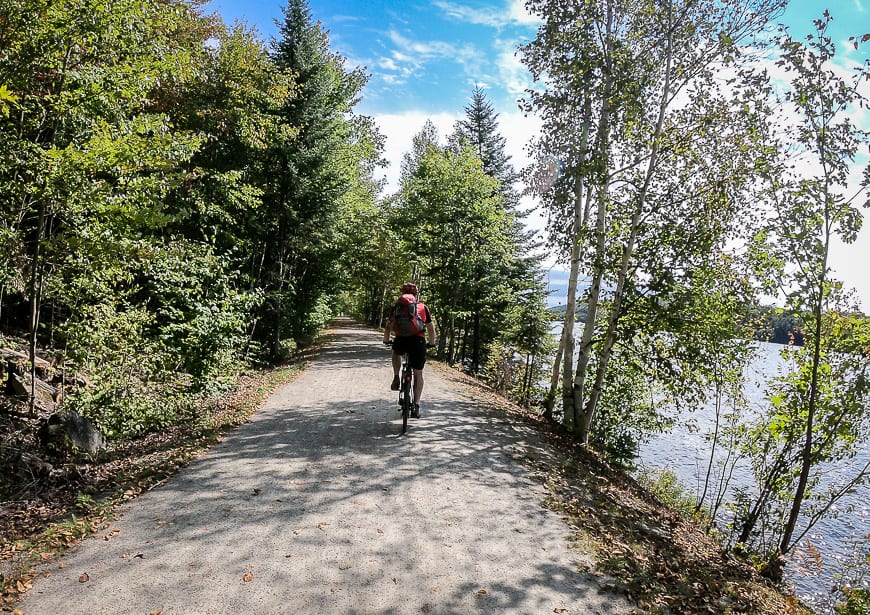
top-left (636, 467), bottom-right (699, 517)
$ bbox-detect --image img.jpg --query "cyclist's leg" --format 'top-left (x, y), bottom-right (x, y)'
top-left (408, 336), bottom-right (427, 411)
top-left (413, 368), bottom-right (424, 405)
top-left (391, 351), bottom-right (401, 378)
top-left (390, 338), bottom-right (404, 390)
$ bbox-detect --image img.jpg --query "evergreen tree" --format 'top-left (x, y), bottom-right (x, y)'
top-left (260, 0), bottom-right (371, 354)
top-left (451, 88), bottom-right (547, 375)
top-left (453, 87), bottom-right (515, 198)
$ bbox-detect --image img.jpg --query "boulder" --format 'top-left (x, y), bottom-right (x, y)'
top-left (38, 409), bottom-right (105, 454)
top-left (7, 371), bottom-right (60, 404)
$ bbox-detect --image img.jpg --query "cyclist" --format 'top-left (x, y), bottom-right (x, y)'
top-left (383, 282), bottom-right (436, 418)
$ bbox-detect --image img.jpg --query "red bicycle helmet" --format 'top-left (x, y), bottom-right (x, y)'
top-left (401, 282), bottom-right (418, 296)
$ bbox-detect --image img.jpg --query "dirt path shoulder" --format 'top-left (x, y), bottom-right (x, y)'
top-left (18, 319), bottom-right (632, 615)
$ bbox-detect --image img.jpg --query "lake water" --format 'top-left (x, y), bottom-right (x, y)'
top-left (635, 342), bottom-right (869, 611)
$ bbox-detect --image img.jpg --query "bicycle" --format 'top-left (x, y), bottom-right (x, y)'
top-left (385, 340), bottom-right (434, 435)
top-left (385, 341), bottom-right (414, 434)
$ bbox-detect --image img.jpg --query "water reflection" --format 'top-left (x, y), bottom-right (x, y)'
top-left (636, 342), bottom-right (869, 609)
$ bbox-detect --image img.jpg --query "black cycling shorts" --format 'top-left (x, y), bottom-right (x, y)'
top-left (392, 335), bottom-right (428, 370)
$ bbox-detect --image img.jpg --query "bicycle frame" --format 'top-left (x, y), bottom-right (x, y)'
top-left (398, 351), bottom-right (414, 434)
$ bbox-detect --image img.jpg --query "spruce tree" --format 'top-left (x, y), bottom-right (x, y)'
top-left (454, 86), bottom-right (518, 208)
top-left (451, 88), bottom-right (547, 373)
top-left (260, 0), bottom-right (369, 354)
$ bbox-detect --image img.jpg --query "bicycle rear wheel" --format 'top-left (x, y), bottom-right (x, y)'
top-left (401, 360), bottom-right (412, 434)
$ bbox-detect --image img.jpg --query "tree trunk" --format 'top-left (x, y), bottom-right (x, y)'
top-left (573, 0), bottom-right (613, 437)
top-left (560, 180), bottom-right (583, 431)
top-left (577, 0), bottom-right (674, 446)
top-left (28, 199), bottom-right (47, 417)
top-left (471, 289), bottom-right (481, 372)
top-left (543, 326), bottom-right (565, 420)
top-left (777, 243), bottom-right (827, 559)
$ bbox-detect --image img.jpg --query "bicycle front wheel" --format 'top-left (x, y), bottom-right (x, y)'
top-left (401, 363), bottom-right (412, 435)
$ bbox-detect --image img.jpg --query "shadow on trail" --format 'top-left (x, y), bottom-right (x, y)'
top-left (29, 321), bottom-right (627, 614)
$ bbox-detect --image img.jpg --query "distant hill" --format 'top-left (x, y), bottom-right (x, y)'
top-left (546, 302), bottom-right (809, 346)
top-left (546, 303), bottom-right (587, 323)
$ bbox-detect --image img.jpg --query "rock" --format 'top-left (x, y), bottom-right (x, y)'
top-left (8, 371), bottom-right (61, 404)
top-left (38, 409), bottom-right (105, 454)
top-left (19, 452), bottom-right (54, 478)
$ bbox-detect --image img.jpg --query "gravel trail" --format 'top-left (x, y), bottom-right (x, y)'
top-left (19, 319), bottom-right (632, 615)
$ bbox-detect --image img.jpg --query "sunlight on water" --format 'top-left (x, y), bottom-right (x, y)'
top-left (635, 342), bottom-right (869, 610)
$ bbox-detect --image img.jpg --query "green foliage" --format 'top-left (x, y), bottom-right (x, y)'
top-left (836, 588), bottom-right (870, 615)
top-left (394, 108), bottom-right (550, 381)
top-left (59, 302), bottom-right (188, 439)
top-left (0, 0), bottom-right (376, 439)
top-left (254, 0), bottom-right (380, 355)
top-left (732, 14), bottom-right (870, 568)
top-left (636, 468), bottom-right (698, 518)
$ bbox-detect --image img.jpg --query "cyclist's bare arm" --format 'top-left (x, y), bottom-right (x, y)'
top-left (383, 317), bottom-right (393, 344)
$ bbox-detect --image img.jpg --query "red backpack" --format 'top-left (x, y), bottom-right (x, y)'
top-left (392, 294), bottom-right (425, 336)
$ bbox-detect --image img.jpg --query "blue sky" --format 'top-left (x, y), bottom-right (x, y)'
top-left (204, 0), bottom-right (870, 308)
top-left (204, 1), bottom-right (868, 116)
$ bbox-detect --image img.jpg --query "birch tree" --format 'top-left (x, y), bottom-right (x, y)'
top-left (521, 0), bottom-right (785, 446)
top-left (733, 14), bottom-right (870, 579)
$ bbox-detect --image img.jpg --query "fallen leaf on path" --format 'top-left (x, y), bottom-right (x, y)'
top-left (293, 528), bottom-right (302, 535)
top-left (317, 522), bottom-right (329, 530)
top-left (339, 564), bottom-right (352, 570)
top-left (79, 573), bottom-right (90, 583)
top-left (252, 488), bottom-right (261, 495)
top-left (554, 608), bottom-right (568, 613)
top-left (285, 553), bottom-right (295, 558)
top-left (150, 610), bottom-right (163, 615)
top-left (243, 572), bottom-right (254, 582)
top-left (476, 589), bottom-right (487, 596)
top-left (58, 563), bottom-right (67, 569)
top-left (377, 528), bottom-right (384, 534)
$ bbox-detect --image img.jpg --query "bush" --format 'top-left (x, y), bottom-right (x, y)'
top-left (636, 467), bottom-right (699, 518)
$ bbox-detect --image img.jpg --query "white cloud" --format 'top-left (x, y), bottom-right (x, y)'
top-left (379, 30), bottom-right (484, 85)
top-left (508, 0), bottom-right (541, 25)
top-left (432, 1), bottom-right (503, 27)
top-left (370, 111), bottom-right (461, 194)
top-left (432, 0), bottom-right (542, 28)
top-left (496, 45), bottom-right (533, 98)
top-left (371, 108), bottom-right (541, 192)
